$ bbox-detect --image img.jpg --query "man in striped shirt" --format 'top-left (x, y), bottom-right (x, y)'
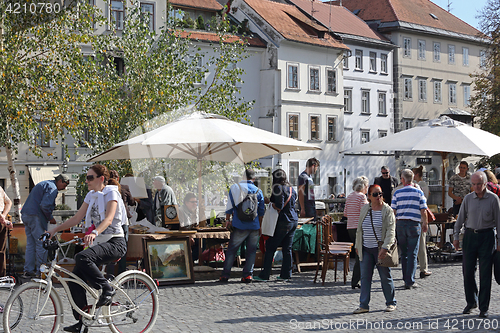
top-left (391, 169), bottom-right (428, 289)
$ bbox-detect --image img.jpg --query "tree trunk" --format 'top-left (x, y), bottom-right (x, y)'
top-left (6, 147), bottom-right (22, 223)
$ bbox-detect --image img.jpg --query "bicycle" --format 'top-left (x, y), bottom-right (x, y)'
top-left (2, 234), bottom-right (159, 333)
top-left (0, 276), bottom-right (19, 332)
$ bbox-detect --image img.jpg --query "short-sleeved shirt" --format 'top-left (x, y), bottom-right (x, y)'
top-left (298, 171), bottom-right (316, 217)
top-left (391, 185), bottom-right (427, 222)
top-left (345, 191), bottom-right (368, 229)
top-left (448, 173), bottom-right (471, 199)
top-left (84, 187), bottom-right (125, 235)
top-left (0, 187), bottom-right (10, 214)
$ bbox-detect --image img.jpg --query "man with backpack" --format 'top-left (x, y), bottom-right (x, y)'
top-left (219, 169), bottom-right (265, 283)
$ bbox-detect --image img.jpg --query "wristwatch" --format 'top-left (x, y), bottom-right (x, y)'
top-left (91, 230), bottom-right (99, 236)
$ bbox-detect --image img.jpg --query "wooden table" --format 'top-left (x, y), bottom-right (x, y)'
top-left (193, 229), bottom-right (231, 266)
top-left (429, 218), bottom-right (456, 248)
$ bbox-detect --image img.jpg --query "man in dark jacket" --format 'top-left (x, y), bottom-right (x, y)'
top-left (374, 166), bottom-right (399, 205)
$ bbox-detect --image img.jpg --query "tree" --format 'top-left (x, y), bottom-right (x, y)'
top-left (469, 0), bottom-right (500, 167)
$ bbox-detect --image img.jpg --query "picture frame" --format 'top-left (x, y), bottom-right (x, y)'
top-left (142, 237), bottom-right (194, 285)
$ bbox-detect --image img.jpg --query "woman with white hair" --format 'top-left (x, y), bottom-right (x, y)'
top-left (344, 176), bottom-right (369, 289)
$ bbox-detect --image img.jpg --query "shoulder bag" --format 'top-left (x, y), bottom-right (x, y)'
top-left (261, 187), bottom-right (292, 237)
top-left (370, 209), bottom-right (399, 267)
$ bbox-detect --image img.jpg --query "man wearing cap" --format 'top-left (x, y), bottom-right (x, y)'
top-left (152, 176), bottom-right (178, 226)
top-left (21, 174), bottom-right (69, 277)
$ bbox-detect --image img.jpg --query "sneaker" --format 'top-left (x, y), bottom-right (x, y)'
top-left (385, 305), bottom-right (397, 312)
top-left (21, 272), bottom-right (35, 279)
top-left (353, 307), bottom-right (369, 314)
top-left (241, 276), bottom-right (252, 283)
top-left (218, 276), bottom-right (229, 283)
top-left (276, 276), bottom-right (291, 282)
top-left (404, 283), bottom-right (419, 289)
top-left (420, 271), bottom-right (432, 278)
top-left (253, 276), bottom-right (268, 282)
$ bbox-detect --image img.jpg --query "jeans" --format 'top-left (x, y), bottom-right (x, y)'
top-left (396, 219), bottom-right (421, 287)
top-left (259, 220), bottom-right (297, 280)
top-left (359, 246), bottom-right (396, 310)
top-left (70, 237), bottom-right (127, 320)
top-left (462, 229), bottom-right (494, 312)
top-left (222, 228), bottom-right (260, 278)
top-left (348, 229), bottom-right (360, 287)
top-left (23, 214), bottom-right (48, 274)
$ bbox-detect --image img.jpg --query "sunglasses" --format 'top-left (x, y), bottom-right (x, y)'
top-left (371, 192), bottom-right (383, 198)
top-left (86, 174), bottom-right (101, 181)
top-left (188, 200), bottom-right (197, 204)
top-left (381, 172), bottom-right (389, 175)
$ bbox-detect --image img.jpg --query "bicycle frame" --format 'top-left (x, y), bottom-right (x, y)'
top-left (33, 237), bottom-right (155, 325)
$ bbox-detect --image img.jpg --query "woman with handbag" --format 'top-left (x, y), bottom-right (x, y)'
top-left (353, 184), bottom-right (397, 314)
top-left (254, 169), bottom-right (297, 281)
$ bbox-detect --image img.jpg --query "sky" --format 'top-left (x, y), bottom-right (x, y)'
top-left (431, 0), bottom-right (488, 30)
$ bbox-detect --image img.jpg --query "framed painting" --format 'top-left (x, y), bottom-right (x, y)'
top-left (142, 237), bottom-right (194, 285)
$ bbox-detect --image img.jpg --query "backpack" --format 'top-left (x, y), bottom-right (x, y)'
top-left (231, 183), bottom-right (259, 222)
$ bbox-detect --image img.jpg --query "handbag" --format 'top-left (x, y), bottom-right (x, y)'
top-left (261, 187), bottom-right (292, 237)
top-left (369, 209), bottom-right (399, 267)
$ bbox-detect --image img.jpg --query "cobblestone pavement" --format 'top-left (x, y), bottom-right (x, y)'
top-left (52, 257), bottom-right (500, 332)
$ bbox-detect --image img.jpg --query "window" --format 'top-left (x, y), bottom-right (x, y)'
top-left (361, 90), bottom-right (370, 114)
top-left (448, 45), bottom-right (455, 64)
top-left (464, 85), bottom-right (471, 106)
top-left (288, 114), bottom-right (299, 139)
top-left (355, 50), bottom-right (363, 70)
top-left (433, 81), bottom-right (442, 103)
top-left (418, 40), bottom-right (426, 60)
top-left (289, 162), bottom-right (299, 186)
top-left (361, 130), bottom-right (370, 144)
top-left (140, 2), bottom-right (154, 31)
top-left (326, 68), bottom-right (336, 93)
top-left (309, 66), bottom-right (320, 91)
top-left (463, 47), bottom-right (469, 66)
top-left (403, 37), bottom-right (411, 57)
top-left (380, 54), bottom-right (387, 73)
top-left (378, 92), bottom-right (386, 115)
top-left (449, 83), bottom-right (457, 104)
top-left (404, 119), bottom-right (413, 130)
top-left (369, 52), bottom-right (376, 71)
top-left (344, 89), bottom-right (352, 112)
top-left (480, 50), bottom-right (487, 68)
top-left (378, 130), bottom-right (387, 138)
top-left (404, 78), bottom-right (412, 100)
top-left (343, 51), bottom-right (349, 69)
top-left (433, 42), bottom-right (440, 62)
top-left (310, 115), bottom-right (320, 140)
top-left (327, 116), bottom-right (336, 141)
top-left (287, 64), bottom-right (298, 89)
top-left (110, 0), bottom-right (124, 30)
top-left (418, 79), bottom-right (427, 102)
top-left (36, 122), bottom-right (50, 147)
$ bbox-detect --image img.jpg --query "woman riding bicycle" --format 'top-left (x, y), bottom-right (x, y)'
top-left (47, 164), bottom-right (127, 333)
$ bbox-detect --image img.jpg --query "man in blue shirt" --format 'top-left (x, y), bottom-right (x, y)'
top-left (220, 169), bottom-right (265, 283)
top-left (21, 174), bottom-right (69, 277)
top-left (298, 158), bottom-right (319, 219)
top-left (391, 169), bottom-right (428, 289)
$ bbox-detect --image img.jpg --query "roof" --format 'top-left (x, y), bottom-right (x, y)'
top-left (169, 0), bottom-right (223, 12)
top-left (289, 0), bottom-right (389, 43)
top-left (175, 30), bottom-right (267, 47)
top-left (440, 107), bottom-right (472, 117)
top-left (243, 0), bottom-right (349, 50)
top-left (342, 0), bottom-right (484, 38)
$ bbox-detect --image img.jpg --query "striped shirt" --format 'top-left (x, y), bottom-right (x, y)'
top-left (391, 185), bottom-right (427, 222)
top-left (345, 191), bottom-right (368, 229)
top-left (362, 209), bottom-right (382, 248)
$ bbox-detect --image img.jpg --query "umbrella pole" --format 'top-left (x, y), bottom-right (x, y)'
top-left (198, 159), bottom-right (205, 226)
top-left (440, 152), bottom-right (448, 212)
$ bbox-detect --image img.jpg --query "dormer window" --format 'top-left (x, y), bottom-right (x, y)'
top-left (429, 13), bottom-right (438, 20)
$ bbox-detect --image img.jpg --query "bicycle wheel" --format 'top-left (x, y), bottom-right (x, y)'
top-left (0, 287), bottom-right (21, 332)
top-left (106, 272), bottom-right (158, 333)
top-left (3, 282), bottom-right (62, 333)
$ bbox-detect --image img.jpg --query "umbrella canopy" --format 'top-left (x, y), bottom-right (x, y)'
top-left (88, 111), bottom-right (321, 163)
top-left (342, 116), bottom-right (500, 207)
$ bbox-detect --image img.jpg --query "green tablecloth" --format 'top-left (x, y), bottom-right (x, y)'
top-left (292, 224), bottom-right (316, 254)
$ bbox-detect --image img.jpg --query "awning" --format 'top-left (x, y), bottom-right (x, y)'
top-left (28, 166), bottom-right (61, 185)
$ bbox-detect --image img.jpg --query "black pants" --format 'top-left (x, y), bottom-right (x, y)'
top-left (462, 228), bottom-right (494, 312)
top-left (348, 228), bottom-right (361, 287)
top-left (69, 237), bottom-right (127, 320)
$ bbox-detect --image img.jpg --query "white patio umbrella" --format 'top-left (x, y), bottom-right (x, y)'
top-left (88, 111), bottom-right (321, 217)
top-left (341, 116), bottom-right (500, 206)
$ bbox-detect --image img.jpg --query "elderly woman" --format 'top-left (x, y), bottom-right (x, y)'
top-left (48, 165), bottom-right (127, 332)
top-left (353, 184), bottom-right (397, 314)
top-left (344, 176), bottom-right (369, 289)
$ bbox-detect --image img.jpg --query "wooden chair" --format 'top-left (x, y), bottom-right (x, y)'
top-left (314, 216), bottom-right (353, 285)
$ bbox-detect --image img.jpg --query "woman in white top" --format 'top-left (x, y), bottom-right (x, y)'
top-left (353, 184), bottom-right (397, 314)
top-left (48, 164), bottom-right (127, 333)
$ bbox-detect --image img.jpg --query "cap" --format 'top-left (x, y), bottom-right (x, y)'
top-left (55, 174), bottom-right (70, 184)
